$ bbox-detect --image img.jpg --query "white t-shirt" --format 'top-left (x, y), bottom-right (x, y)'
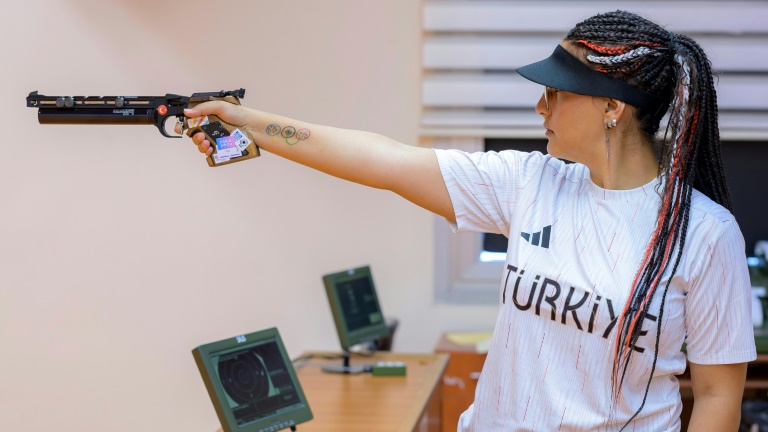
top-left (434, 148), bottom-right (756, 432)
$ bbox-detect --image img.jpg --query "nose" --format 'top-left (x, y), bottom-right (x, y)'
top-left (536, 93), bottom-right (549, 117)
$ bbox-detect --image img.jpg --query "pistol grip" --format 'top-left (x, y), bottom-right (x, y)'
top-left (185, 96), bottom-right (260, 167)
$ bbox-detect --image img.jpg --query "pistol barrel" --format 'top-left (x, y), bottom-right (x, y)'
top-left (37, 107), bottom-right (154, 125)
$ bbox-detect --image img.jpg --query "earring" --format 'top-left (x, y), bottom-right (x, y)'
top-left (604, 118), bottom-right (617, 160)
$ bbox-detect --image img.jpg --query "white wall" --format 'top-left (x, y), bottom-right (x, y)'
top-left (1, 2), bottom-right (497, 431)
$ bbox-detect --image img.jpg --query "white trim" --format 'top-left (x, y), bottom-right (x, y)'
top-left (422, 110), bottom-right (768, 129)
top-left (422, 128), bottom-right (768, 142)
top-left (421, 110), bottom-right (768, 141)
top-left (424, 36), bottom-right (564, 70)
top-left (424, 1), bottom-right (768, 34)
top-left (424, 35), bottom-right (768, 72)
top-left (424, 73), bottom-right (768, 110)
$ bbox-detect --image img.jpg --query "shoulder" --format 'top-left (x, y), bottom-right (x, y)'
top-left (687, 189), bottom-right (742, 245)
top-left (433, 149), bottom-right (586, 189)
top-left (433, 148), bottom-right (553, 176)
top-left (684, 189), bottom-right (746, 284)
top-left (501, 151), bottom-right (586, 183)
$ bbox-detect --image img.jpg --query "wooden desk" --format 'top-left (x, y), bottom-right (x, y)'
top-left (294, 351), bottom-right (449, 432)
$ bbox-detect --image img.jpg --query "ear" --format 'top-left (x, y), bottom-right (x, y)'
top-left (604, 98), bottom-right (627, 125)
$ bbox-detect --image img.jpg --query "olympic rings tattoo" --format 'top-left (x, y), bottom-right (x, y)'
top-left (266, 123), bottom-right (311, 145)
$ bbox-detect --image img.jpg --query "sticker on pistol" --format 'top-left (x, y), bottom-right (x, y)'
top-left (231, 128), bottom-right (252, 152)
top-left (201, 122), bottom-right (230, 141)
top-left (187, 116), bottom-right (209, 128)
top-left (212, 153), bottom-right (230, 165)
top-left (215, 136), bottom-right (242, 158)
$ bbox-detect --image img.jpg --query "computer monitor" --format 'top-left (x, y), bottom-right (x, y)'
top-left (322, 266), bottom-right (390, 373)
top-left (192, 328), bottom-right (313, 432)
top-left (323, 265), bottom-right (390, 353)
top-left (322, 265), bottom-right (391, 370)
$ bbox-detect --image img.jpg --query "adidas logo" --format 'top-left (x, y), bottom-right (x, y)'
top-left (520, 225), bottom-right (551, 248)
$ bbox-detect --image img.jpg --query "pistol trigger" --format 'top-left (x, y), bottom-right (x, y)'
top-left (156, 116), bottom-right (181, 138)
top-left (176, 116), bottom-right (185, 136)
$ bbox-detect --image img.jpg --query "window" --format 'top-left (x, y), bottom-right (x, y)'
top-left (424, 1), bottom-right (768, 304)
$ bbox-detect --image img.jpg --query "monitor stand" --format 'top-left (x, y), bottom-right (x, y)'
top-left (321, 349), bottom-right (366, 374)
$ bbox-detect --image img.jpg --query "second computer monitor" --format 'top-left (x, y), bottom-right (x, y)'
top-left (323, 265), bottom-right (389, 351)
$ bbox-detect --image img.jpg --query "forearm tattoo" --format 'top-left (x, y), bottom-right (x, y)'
top-left (266, 123), bottom-right (311, 145)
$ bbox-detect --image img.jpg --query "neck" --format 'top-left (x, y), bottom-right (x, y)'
top-left (588, 136), bottom-right (659, 190)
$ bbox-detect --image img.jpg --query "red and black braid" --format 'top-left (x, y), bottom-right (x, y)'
top-left (564, 10), bottom-right (731, 430)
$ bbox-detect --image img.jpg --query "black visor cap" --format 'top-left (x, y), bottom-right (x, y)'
top-left (517, 45), bottom-right (668, 120)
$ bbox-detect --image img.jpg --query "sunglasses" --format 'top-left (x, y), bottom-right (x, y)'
top-left (544, 86), bottom-right (560, 110)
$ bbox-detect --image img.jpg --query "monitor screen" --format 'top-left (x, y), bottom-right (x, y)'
top-left (213, 341), bottom-right (301, 426)
top-left (193, 328), bottom-right (313, 432)
top-left (323, 266), bottom-right (389, 350)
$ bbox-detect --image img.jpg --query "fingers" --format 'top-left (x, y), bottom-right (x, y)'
top-left (191, 131), bottom-right (206, 145)
top-left (198, 140), bottom-right (211, 154)
top-left (189, 131), bottom-right (210, 154)
top-left (184, 100), bottom-right (227, 118)
top-left (183, 101), bottom-right (229, 160)
top-left (198, 140), bottom-right (213, 156)
top-left (196, 138), bottom-right (211, 154)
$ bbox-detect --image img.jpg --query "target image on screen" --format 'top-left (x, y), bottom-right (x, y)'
top-left (213, 341), bottom-right (301, 426)
top-left (323, 265), bottom-right (389, 350)
top-left (193, 328), bottom-right (313, 432)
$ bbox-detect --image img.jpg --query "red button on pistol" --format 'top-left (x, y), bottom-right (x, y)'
top-left (157, 105), bottom-right (168, 115)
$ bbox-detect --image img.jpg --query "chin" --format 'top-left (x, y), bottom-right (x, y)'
top-left (546, 142), bottom-right (576, 163)
top-left (545, 141), bottom-right (557, 157)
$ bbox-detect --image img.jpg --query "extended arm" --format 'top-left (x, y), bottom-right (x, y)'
top-left (686, 361), bottom-right (747, 431)
top-left (181, 102), bottom-right (456, 223)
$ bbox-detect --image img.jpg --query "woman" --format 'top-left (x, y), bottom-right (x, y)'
top-left (181, 10), bottom-right (754, 431)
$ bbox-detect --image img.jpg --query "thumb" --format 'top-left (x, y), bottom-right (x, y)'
top-left (183, 100), bottom-right (227, 118)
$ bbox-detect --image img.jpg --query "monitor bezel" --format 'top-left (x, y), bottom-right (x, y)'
top-left (322, 265), bottom-right (390, 350)
top-left (192, 327), bottom-right (313, 432)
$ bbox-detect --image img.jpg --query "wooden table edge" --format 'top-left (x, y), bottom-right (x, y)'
top-left (399, 353), bottom-right (450, 432)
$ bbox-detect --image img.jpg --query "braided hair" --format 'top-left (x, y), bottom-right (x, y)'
top-left (564, 10), bottom-right (732, 429)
